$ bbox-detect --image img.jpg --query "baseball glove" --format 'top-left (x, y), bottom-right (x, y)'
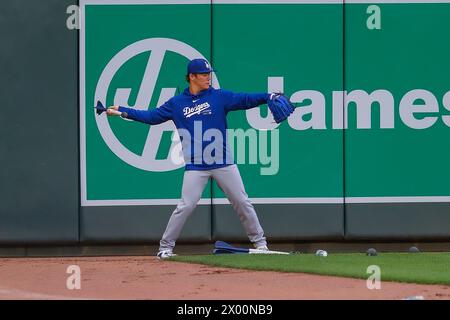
top-left (267, 93), bottom-right (295, 123)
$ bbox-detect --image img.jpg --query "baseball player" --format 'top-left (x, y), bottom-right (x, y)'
top-left (106, 58), bottom-right (271, 259)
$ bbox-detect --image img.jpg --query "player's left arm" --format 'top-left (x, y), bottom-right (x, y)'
top-left (221, 89), bottom-right (270, 114)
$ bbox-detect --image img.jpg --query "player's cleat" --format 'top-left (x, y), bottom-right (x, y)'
top-left (255, 245), bottom-right (269, 251)
top-left (157, 250), bottom-right (177, 260)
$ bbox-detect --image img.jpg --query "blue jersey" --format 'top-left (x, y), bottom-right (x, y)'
top-left (118, 87), bottom-right (270, 170)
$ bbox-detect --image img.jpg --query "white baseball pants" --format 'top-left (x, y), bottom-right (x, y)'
top-left (159, 164), bottom-right (267, 252)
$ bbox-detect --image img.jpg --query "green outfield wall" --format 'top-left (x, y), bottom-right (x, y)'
top-left (1, 0), bottom-right (449, 245)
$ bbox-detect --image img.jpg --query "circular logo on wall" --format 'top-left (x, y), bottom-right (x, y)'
top-left (95, 38), bottom-right (219, 171)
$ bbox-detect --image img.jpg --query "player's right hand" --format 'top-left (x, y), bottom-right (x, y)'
top-left (106, 106), bottom-right (121, 116)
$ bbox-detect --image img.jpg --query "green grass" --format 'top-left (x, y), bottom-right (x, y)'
top-left (172, 253), bottom-right (450, 285)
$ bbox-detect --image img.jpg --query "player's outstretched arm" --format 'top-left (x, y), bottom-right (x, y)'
top-left (116, 103), bottom-right (173, 125)
top-left (95, 100), bottom-right (172, 125)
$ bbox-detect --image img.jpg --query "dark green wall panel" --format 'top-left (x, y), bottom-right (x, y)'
top-left (213, 204), bottom-right (344, 241)
top-left (346, 203), bottom-right (450, 240)
top-left (80, 206), bottom-right (211, 243)
top-left (0, 0), bottom-right (79, 244)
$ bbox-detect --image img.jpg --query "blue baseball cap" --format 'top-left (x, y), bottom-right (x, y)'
top-left (187, 58), bottom-right (215, 74)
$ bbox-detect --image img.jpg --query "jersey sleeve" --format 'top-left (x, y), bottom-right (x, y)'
top-left (221, 89), bottom-right (270, 114)
top-left (118, 100), bottom-right (173, 125)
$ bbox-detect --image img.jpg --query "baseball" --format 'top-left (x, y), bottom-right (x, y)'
top-left (408, 246), bottom-right (420, 253)
top-left (316, 249), bottom-right (328, 257)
